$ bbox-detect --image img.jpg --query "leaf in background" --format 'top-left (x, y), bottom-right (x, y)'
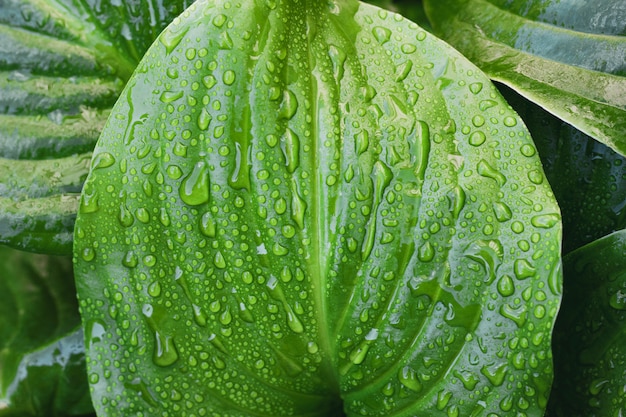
top-left (423, 0), bottom-right (626, 157)
top-left (499, 85), bottom-right (626, 254)
top-left (0, 245), bottom-right (93, 417)
top-left (548, 230), bottom-right (626, 417)
top-left (73, 0), bottom-right (562, 416)
top-left (0, 0), bottom-right (195, 255)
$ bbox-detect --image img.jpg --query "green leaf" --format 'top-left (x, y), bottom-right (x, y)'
top-left (498, 85), bottom-right (626, 254)
top-left (0, 245), bottom-right (93, 417)
top-left (423, 0), bottom-right (626, 157)
top-left (73, 0), bottom-right (562, 416)
top-left (0, 0), bottom-right (195, 255)
top-left (548, 230), bottom-right (626, 417)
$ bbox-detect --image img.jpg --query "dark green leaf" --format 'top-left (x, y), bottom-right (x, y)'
top-left (0, 245), bottom-right (92, 417)
top-left (549, 230), bottom-right (626, 417)
top-left (74, 0), bottom-right (562, 416)
top-left (498, 85), bottom-right (626, 254)
top-left (0, 0), bottom-right (195, 255)
top-left (423, 0), bottom-right (626, 157)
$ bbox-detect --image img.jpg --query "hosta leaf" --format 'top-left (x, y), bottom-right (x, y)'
top-left (0, 245), bottom-right (93, 417)
top-left (548, 230), bottom-right (626, 417)
top-left (73, 0), bottom-right (562, 416)
top-left (499, 86), bottom-right (626, 254)
top-left (0, 0), bottom-right (194, 255)
top-left (423, 0), bottom-right (626, 157)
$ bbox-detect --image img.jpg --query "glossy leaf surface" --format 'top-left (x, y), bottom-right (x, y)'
top-left (74, 0), bottom-right (562, 415)
top-left (0, 245), bottom-right (93, 416)
top-left (0, 0), bottom-right (194, 254)
top-left (549, 230), bottom-right (626, 417)
top-left (499, 86), bottom-right (626, 254)
top-left (423, 0), bottom-right (626, 157)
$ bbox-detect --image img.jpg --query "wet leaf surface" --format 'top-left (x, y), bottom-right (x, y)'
top-left (74, 0), bottom-right (562, 416)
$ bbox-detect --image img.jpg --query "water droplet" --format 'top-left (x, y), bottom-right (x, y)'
top-left (493, 201), bottom-right (512, 222)
top-left (80, 183), bottom-right (99, 213)
top-left (160, 25), bottom-right (189, 54)
top-left (223, 70), bottom-right (236, 85)
top-left (469, 131), bottom-right (486, 146)
top-left (213, 251), bottom-right (226, 269)
top-left (122, 250), bottom-right (138, 268)
top-left (398, 366), bottom-right (422, 392)
top-left (453, 370), bottom-right (479, 390)
top-left (281, 128), bottom-right (300, 173)
top-left (531, 213), bottom-right (560, 229)
top-left (465, 240), bottom-right (503, 284)
top-left (437, 389), bottom-right (453, 410)
top-left (92, 152), bottom-right (115, 170)
top-left (212, 14), bottom-right (227, 27)
top-left (279, 90), bottom-right (298, 120)
top-left (499, 303), bottom-right (527, 328)
top-left (401, 43), bottom-right (417, 54)
top-left (496, 275), bottom-right (515, 296)
top-left (180, 161), bottom-right (210, 206)
top-left (349, 342), bottom-right (370, 365)
top-left (81, 247), bottom-right (95, 262)
top-left (160, 90), bottom-right (183, 103)
top-left (477, 159), bottom-right (506, 186)
top-left (355, 130), bottom-right (369, 155)
top-left (197, 108), bottom-right (212, 131)
top-left (200, 211), bottom-right (216, 237)
top-left (514, 259), bottom-right (536, 280)
top-left (472, 115), bottom-right (485, 127)
top-left (372, 26), bottom-right (391, 44)
top-left (362, 161), bottom-right (393, 260)
top-left (481, 363), bottom-right (507, 386)
top-left (469, 82), bottom-right (483, 94)
top-left (503, 116), bottom-right (517, 127)
top-left (418, 242), bottom-right (435, 262)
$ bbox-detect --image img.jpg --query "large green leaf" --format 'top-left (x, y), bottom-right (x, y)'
top-left (498, 85), bottom-right (626, 254)
top-left (548, 230), bottom-right (626, 417)
top-left (423, 0), bottom-right (626, 157)
top-left (0, 245), bottom-right (93, 416)
top-left (0, 0), bottom-right (194, 255)
top-left (73, 0), bottom-right (562, 415)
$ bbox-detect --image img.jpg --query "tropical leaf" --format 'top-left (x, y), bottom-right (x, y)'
top-left (548, 229), bottom-right (626, 417)
top-left (0, 245), bottom-right (93, 417)
top-left (499, 85), bottom-right (626, 254)
top-left (423, 0), bottom-right (626, 157)
top-left (0, 0), bottom-right (195, 254)
top-left (73, 0), bottom-right (563, 416)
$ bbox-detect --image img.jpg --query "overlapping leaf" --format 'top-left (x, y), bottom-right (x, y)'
top-left (499, 86), bottom-right (626, 254)
top-left (549, 230), bottom-right (626, 417)
top-left (0, 245), bottom-right (93, 417)
top-left (423, 0), bottom-right (626, 157)
top-left (0, 0), bottom-right (194, 254)
top-left (74, 0), bottom-right (562, 415)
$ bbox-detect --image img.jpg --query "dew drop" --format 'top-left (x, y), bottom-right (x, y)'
top-left (81, 247), bottom-right (95, 262)
top-left (197, 108), bottom-right (212, 131)
top-left (398, 366), bottom-right (422, 392)
top-left (514, 259), bottom-right (536, 280)
top-left (477, 159), bottom-right (506, 186)
top-left (496, 275), bottom-right (515, 297)
top-left (280, 128), bottom-right (300, 173)
top-left (213, 250), bottom-right (226, 269)
top-left (372, 26), bottom-right (392, 44)
top-left (531, 213), bottom-right (560, 229)
top-left (469, 82), bottom-right (483, 94)
top-left (180, 161), bottom-right (210, 206)
top-left (279, 89), bottom-right (298, 120)
top-left (469, 131), bottom-right (486, 146)
top-left (223, 70), bottom-right (236, 85)
top-left (503, 116), bottom-right (517, 127)
top-left (92, 152), bottom-right (115, 170)
top-left (200, 211), bottom-right (216, 237)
